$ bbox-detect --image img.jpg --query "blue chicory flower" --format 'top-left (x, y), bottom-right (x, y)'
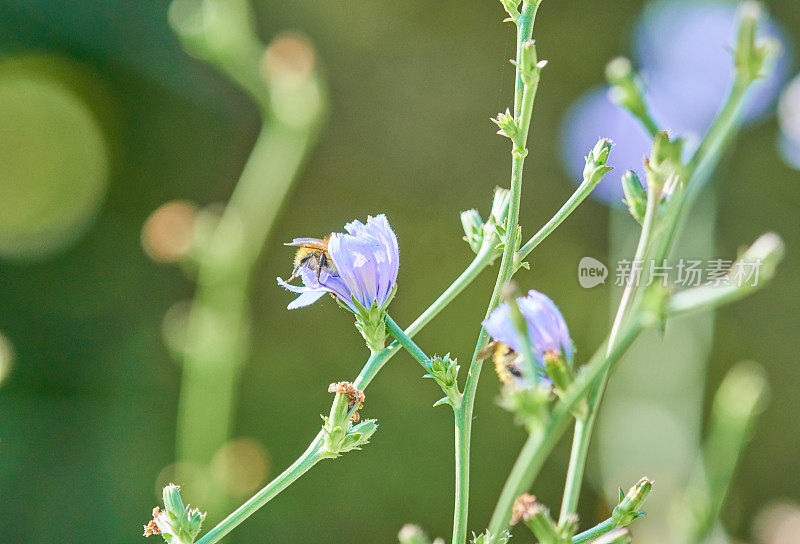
top-left (483, 290), bottom-right (572, 365)
top-left (278, 214), bottom-right (399, 312)
top-left (560, 0), bottom-right (791, 203)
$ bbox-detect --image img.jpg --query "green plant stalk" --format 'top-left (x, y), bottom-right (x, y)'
top-left (558, 179), bottom-right (661, 523)
top-left (656, 78), bottom-right (750, 264)
top-left (486, 317), bottom-right (647, 539)
top-left (194, 246), bottom-right (497, 544)
top-left (385, 314), bottom-right (432, 372)
top-left (513, 1), bottom-right (542, 117)
top-left (176, 118), bottom-right (320, 471)
top-left (516, 172), bottom-right (606, 263)
top-left (571, 519), bottom-right (616, 544)
top-left (556, 70), bottom-right (757, 525)
top-left (680, 363), bottom-right (769, 543)
top-left (453, 3), bottom-right (542, 542)
top-left (195, 436), bottom-right (326, 544)
top-left (355, 243), bottom-right (496, 389)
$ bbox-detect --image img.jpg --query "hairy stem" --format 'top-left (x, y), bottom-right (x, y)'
top-left (454, 4), bottom-right (543, 543)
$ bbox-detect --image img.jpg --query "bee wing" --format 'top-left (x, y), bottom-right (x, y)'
top-left (284, 238), bottom-right (328, 250)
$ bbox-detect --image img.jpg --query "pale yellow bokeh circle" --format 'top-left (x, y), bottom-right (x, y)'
top-left (0, 58), bottom-right (109, 259)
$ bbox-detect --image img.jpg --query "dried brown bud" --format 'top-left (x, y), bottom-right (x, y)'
top-left (143, 507), bottom-right (162, 537)
top-left (511, 493), bottom-right (539, 525)
top-left (328, 381), bottom-right (366, 421)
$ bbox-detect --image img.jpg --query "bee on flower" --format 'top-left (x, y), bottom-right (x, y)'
top-left (278, 214), bottom-right (399, 351)
top-left (482, 290), bottom-right (573, 389)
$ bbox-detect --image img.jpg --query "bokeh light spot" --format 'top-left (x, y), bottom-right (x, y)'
top-left (211, 437), bottom-right (270, 497)
top-left (0, 58), bottom-right (110, 260)
top-left (142, 200), bottom-right (199, 263)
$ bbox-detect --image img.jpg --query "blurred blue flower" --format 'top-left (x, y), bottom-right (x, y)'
top-left (483, 290), bottom-right (572, 365)
top-left (778, 73), bottom-right (800, 169)
top-left (278, 214), bottom-right (399, 312)
top-left (561, 0), bottom-right (792, 202)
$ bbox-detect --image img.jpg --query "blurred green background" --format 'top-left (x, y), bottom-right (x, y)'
top-left (0, 1), bottom-right (798, 543)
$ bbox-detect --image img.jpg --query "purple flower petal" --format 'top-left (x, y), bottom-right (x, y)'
top-left (482, 290), bottom-right (572, 365)
top-left (279, 215), bottom-right (399, 311)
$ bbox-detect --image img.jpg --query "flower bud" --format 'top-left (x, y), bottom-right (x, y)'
top-left (472, 531), bottom-right (510, 544)
top-left (322, 400), bottom-right (378, 457)
top-left (425, 354), bottom-right (460, 390)
top-left (645, 132), bottom-right (684, 191)
top-left (612, 477), bottom-right (653, 526)
top-left (734, 2), bottom-right (781, 83)
top-left (542, 351), bottom-right (572, 395)
top-left (162, 483), bottom-right (185, 516)
top-left (491, 108), bottom-right (519, 140)
top-left (398, 524), bottom-right (433, 544)
top-left (498, 383), bottom-right (552, 433)
top-left (338, 419), bottom-right (379, 453)
top-left (517, 40), bottom-right (547, 87)
top-left (511, 495), bottom-right (563, 543)
top-left (461, 209), bottom-right (484, 254)
top-left (621, 171), bottom-right (647, 224)
top-left (145, 484), bottom-right (206, 543)
top-left (605, 57), bottom-right (650, 125)
top-left (738, 231), bottom-right (784, 281)
top-left (583, 138), bottom-right (614, 185)
top-left (490, 187), bottom-right (512, 226)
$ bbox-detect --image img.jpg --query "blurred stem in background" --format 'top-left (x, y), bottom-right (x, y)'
top-left (557, 5), bottom-right (780, 532)
top-left (676, 361), bottom-right (769, 544)
top-left (159, 0), bottom-right (325, 507)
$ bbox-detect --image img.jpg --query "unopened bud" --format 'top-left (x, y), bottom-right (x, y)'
top-left (583, 138), bottom-right (614, 185)
top-left (398, 524), bottom-right (432, 544)
top-left (612, 477), bottom-right (653, 526)
top-left (645, 132), bottom-right (684, 191)
top-left (490, 187), bottom-right (512, 225)
top-left (512, 496), bottom-right (562, 543)
top-left (734, 2), bottom-right (781, 83)
top-left (543, 351), bottom-right (572, 395)
top-left (162, 483), bottom-right (185, 516)
top-left (491, 108), bottom-right (519, 140)
top-left (425, 354), bottom-right (460, 390)
top-left (518, 40), bottom-right (546, 87)
top-left (621, 171), bottom-right (647, 223)
top-left (461, 209), bottom-right (484, 254)
top-left (146, 483), bottom-right (206, 543)
top-left (737, 232), bottom-right (784, 281)
top-left (606, 57), bottom-right (651, 126)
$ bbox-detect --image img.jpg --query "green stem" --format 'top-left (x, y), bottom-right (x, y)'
top-left (513, 1), bottom-right (541, 117)
top-left (655, 78), bottom-right (750, 264)
top-left (354, 245), bottom-right (496, 389)
top-left (454, 5), bottom-right (544, 542)
top-left (516, 173), bottom-right (605, 263)
top-left (571, 519), bottom-right (616, 544)
top-left (686, 79), bottom-right (749, 178)
top-left (176, 115), bottom-right (320, 471)
top-left (195, 437), bottom-right (326, 544)
top-left (558, 183), bottom-right (660, 523)
top-left (385, 314), bottom-right (432, 372)
top-left (486, 318), bottom-right (646, 539)
top-left (557, 73), bottom-right (755, 530)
